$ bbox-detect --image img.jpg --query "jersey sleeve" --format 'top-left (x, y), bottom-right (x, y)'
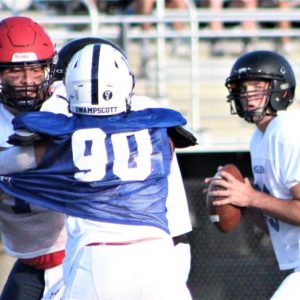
top-left (273, 111), bottom-right (300, 190)
top-left (166, 155), bottom-right (192, 237)
top-left (0, 146), bottom-right (36, 174)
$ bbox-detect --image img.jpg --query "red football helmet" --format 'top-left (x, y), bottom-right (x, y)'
top-left (0, 16), bottom-right (56, 112)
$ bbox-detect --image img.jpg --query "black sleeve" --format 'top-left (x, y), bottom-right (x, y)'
top-left (7, 132), bottom-right (45, 147)
top-left (167, 126), bottom-right (197, 149)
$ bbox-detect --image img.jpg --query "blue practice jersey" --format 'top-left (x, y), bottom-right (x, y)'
top-left (0, 108), bottom-right (186, 233)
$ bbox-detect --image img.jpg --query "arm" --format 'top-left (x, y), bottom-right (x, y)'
top-left (207, 169), bottom-right (300, 226)
top-left (0, 132), bottom-right (46, 174)
top-left (0, 146), bottom-right (37, 174)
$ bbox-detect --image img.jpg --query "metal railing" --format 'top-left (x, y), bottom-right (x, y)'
top-left (3, 1), bottom-right (300, 132)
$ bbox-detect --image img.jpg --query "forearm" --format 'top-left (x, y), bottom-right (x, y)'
top-left (251, 190), bottom-right (300, 226)
top-left (0, 146), bottom-right (37, 174)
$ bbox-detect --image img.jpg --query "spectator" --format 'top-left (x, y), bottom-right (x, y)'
top-left (135, 0), bottom-right (188, 31)
top-left (259, 0), bottom-right (295, 54)
top-left (278, 0), bottom-right (292, 53)
top-left (134, 0), bottom-right (190, 75)
top-left (202, 0), bottom-right (258, 56)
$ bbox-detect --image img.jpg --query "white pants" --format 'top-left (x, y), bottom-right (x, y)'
top-left (270, 271), bottom-right (300, 300)
top-left (173, 242), bottom-right (191, 283)
top-left (42, 264), bottom-right (65, 300)
top-left (62, 238), bottom-right (192, 300)
top-left (41, 241), bottom-right (191, 299)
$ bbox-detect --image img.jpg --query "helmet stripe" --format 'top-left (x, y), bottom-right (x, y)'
top-left (91, 44), bottom-right (100, 105)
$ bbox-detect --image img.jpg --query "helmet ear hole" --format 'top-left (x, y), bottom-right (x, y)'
top-left (270, 91), bottom-right (292, 111)
top-left (269, 93), bottom-right (284, 111)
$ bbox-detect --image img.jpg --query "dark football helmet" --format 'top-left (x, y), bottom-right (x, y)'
top-left (54, 37), bottom-right (129, 81)
top-left (225, 50), bottom-right (296, 123)
top-left (0, 16), bottom-right (56, 112)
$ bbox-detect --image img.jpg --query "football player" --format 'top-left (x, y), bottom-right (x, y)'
top-left (208, 50), bottom-right (300, 300)
top-left (0, 33), bottom-right (194, 298)
top-left (0, 16), bottom-right (66, 300)
top-left (52, 37), bottom-right (194, 286)
top-left (0, 42), bottom-right (193, 299)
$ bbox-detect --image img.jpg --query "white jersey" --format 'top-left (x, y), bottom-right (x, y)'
top-left (250, 109), bottom-right (300, 270)
top-left (0, 82), bottom-right (67, 258)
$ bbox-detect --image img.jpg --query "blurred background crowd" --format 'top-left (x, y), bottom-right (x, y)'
top-left (2, 0), bottom-right (300, 56)
top-left (0, 0), bottom-right (298, 150)
top-left (0, 0), bottom-right (299, 151)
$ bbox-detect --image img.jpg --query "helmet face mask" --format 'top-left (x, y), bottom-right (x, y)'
top-left (227, 79), bottom-right (274, 123)
top-left (225, 50), bottom-right (296, 123)
top-left (0, 62), bottom-right (53, 112)
top-left (0, 16), bottom-right (56, 113)
top-left (65, 43), bottom-right (135, 116)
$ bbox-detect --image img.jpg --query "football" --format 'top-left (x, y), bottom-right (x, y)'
top-left (206, 164), bottom-right (244, 233)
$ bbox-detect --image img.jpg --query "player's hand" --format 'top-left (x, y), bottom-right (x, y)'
top-left (207, 169), bottom-right (255, 208)
top-left (203, 165), bottom-right (224, 194)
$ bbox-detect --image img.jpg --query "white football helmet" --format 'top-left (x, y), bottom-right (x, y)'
top-left (65, 43), bottom-right (135, 116)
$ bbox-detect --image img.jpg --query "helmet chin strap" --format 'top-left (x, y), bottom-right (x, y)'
top-left (4, 97), bottom-right (39, 113)
top-left (125, 92), bottom-right (134, 112)
top-left (243, 110), bottom-right (265, 123)
top-left (243, 104), bottom-right (276, 123)
top-left (0, 79), bottom-right (51, 113)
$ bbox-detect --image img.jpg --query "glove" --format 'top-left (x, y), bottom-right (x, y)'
top-left (167, 126), bottom-right (197, 149)
top-left (8, 130), bottom-right (45, 146)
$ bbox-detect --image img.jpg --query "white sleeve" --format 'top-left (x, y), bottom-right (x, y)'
top-left (130, 95), bottom-right (161, 111)
top-left (0, 146), bottom-right (36, 174)
top-left (40, 81), bottom-right (72, 116)
top-left (166, 155), bottom-right (192, 237)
